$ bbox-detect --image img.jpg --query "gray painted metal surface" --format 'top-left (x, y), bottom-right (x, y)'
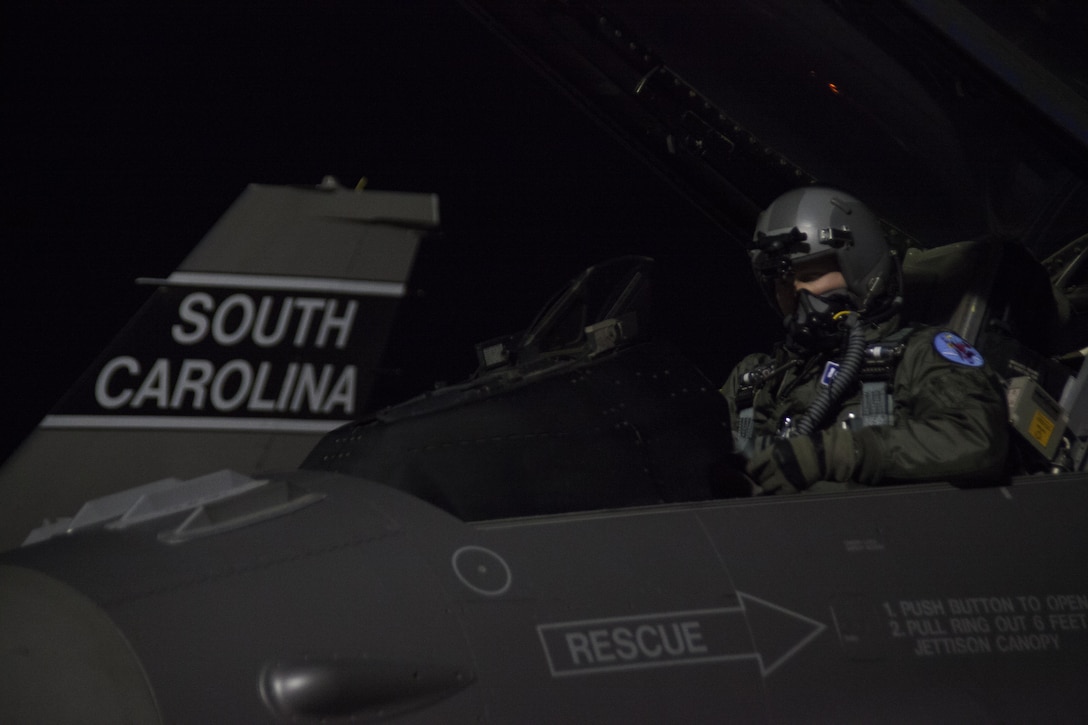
top-left (3, 2), bottom-right (1088, 719)
top-left (2, 471), bottom-right (1085, 722)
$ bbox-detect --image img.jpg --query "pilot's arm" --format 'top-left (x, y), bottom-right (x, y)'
top-left (745, 332), bottom-right (1009, 492)
top-left (848, 331), bottom-right (1009, 485)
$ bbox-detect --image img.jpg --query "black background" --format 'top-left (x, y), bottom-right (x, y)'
top-left (1, 1), bottom-right (774, 463)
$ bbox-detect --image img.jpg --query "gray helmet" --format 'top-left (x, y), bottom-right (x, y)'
top-left (750, 186), bottom-right (896, 312)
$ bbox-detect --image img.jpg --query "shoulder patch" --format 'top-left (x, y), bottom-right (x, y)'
top-left (933, 331), bottom-right (984, 367)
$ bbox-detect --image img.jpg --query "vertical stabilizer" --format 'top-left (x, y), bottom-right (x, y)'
top-left (0, 179), bottom-right (438, 550)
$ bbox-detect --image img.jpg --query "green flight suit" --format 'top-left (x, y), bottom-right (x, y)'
top-left (721, 318), bottom-right (1009, 492)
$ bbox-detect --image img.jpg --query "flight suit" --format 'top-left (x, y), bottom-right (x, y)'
top-left (721, 318), bottom-right (1009, 493)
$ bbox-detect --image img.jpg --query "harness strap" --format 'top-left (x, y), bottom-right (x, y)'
top-left (734, 406), bottom-right (756, 457)
top-left (733, 326), bottom-right (916, 451)
top-left (861, 380), bottom-right (894, 427)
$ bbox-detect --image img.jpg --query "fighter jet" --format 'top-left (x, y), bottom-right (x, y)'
top-left (3, 1), bottom-right (1088, 722)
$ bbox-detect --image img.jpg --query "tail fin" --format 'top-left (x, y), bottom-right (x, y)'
top-left (0, 178), bottom-right (438, 550)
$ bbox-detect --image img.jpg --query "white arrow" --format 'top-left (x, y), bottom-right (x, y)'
top-left (537, 591), bottom-right (826, 678)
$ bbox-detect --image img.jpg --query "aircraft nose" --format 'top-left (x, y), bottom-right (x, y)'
top-left (0, 564), bottom-right (162, 723)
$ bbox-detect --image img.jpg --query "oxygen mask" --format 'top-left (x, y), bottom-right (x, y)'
top-left (760, 254), bottom-right (854, 351)
top-left (784, 288), bottom-right (855, 352)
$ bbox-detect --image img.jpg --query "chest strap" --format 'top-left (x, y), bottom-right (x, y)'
top-left (860, 380), bottom-right (894, 427)
top-left (734, 406), bottom-right (756, 457)
top-left (733, 327), bottom-right (914, 453)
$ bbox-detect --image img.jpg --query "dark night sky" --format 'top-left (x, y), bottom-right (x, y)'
top-left (0, 1), bottom-right (774, 464)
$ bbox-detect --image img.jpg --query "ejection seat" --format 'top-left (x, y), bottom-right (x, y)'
top-left (901, 236), bottom-right (1088, 472)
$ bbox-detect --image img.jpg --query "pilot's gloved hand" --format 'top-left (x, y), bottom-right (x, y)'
top-left (745, 438), bottom-right (813, 494)
top-left (746, 431), bottom-right (857, 494)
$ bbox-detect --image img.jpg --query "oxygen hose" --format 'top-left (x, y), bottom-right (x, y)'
top-left (791, 313), bottom-right (865, 437)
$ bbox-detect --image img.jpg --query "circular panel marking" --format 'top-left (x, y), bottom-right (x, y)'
top-left (452, 545), bottom-right (512, 597)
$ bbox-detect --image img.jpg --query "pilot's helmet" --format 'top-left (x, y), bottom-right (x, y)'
top-left (750, 186), bottom-right (895, 314)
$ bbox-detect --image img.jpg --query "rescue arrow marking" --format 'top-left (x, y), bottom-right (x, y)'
top-left (537, 592), bottom-right (825, 678)
top-left (738, 592), bottom-right (828, 675)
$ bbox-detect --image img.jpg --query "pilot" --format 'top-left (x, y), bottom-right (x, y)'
top-left (721, 186), bottom-right (1009, 494)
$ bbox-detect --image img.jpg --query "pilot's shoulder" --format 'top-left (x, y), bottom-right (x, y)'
top-left (901, 326), bottom-right (988, 368)
top-left (893, 326), bottom-right (1002, 395)
top-left (731, 351), bottom-right (775, 377)
top-left (721, 351), bottom-right (774, 393)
